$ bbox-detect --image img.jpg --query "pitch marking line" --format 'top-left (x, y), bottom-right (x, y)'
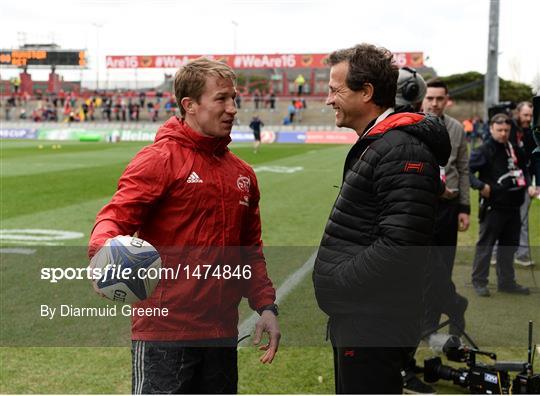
top-left (0, 248), bottom-right (37, 255)
top-left (238, 250), bottom-right (317, 346)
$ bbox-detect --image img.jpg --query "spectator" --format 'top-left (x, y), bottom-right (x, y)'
top-left (132, 102), bottom-right (140, 121)
top-left (81, 101), bottom-right (89, 121)
top-left (463, 118), bottom-right (473, 142)
top-left (152, 101), bottom-right (160, 122)
top-left (295, 74), bottom-right (306, 95)
top-left (287, 101), bottom-right (296, 123)
top-left (121, 97), bottom-right (127, 122)
top-left (294, 98), bottom-right (303, 123)
top-left (10, 76), bottom-right (21, 94)
top-left (269, 92), bottom-right (276, 110)
top-left (235, 92), bottom-right (242, 109)
top-left (139, 91), bottom-right (146, 108)
top-left (253, 89), bottom-right (261, 109)
top-left (102, 97), bottom-right (112, 122)
top-left (5, 96), bottom-right (16, 120)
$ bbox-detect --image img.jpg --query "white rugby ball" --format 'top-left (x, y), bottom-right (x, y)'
top-left (91, 236), bottom-right (161, 303)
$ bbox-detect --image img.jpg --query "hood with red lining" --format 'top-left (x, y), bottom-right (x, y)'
top-left (365, 112), bottom-right (451, 166)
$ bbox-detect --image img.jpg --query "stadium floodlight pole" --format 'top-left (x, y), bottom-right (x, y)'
top-left (232, 20), bottom-right (239, 54)
top-left (92, 23), bottom-right (103, 91)
top-left (484, 0), bottom-right (500, 121)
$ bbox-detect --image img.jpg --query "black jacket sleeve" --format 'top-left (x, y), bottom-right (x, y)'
top-left (469, 147), bottom-right (487, 190)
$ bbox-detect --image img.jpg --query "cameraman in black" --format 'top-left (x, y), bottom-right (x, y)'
top-left (470, 113), bottom-right (534, 297)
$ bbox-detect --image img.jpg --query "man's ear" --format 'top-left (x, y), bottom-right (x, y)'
top-left (181, 97), bottom-right (196, 115)
top-left (361, 83), bottom-right (374, 103)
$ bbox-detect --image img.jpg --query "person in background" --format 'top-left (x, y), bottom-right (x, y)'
top-left (249, 115), bottom-right (264, 153)
top-left (470, 113), bottom-right (535, 297)
top-left (510, 101), bottom-right (539, 266)
top-left (401, 76), bottom-right (470, 394)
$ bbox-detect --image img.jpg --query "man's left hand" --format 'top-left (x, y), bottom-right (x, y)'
top-left (253, 311), bottom-right (281, 364)
top-left (458, 213), bottom-right (470, 232)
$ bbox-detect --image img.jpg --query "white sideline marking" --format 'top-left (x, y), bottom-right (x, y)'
top-left (253, 166), bottom-right (304, 174)
top-left (0, 229), bottom-right (84, 241)
top-left (0, 248), bottom-right (36, 255)
top-left (238, 250), bottom-right (317, 346)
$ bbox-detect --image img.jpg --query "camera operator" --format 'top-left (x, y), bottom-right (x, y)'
top-left (398, 75), bottom-right (470, 394)
top-left (510, 102), bottom-right (539, 266)
top-left (470, 113), bottom-right (536, 297)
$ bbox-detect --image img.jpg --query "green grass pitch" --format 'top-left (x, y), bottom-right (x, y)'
top-left (1, 140), bottom-right (539, 393)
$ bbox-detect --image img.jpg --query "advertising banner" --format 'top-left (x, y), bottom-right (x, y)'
top-left (276, 131), bottom-right (306, 143)
top-left (0, 128), bottom-right (37, 139)
top-left (106, 52), bottom-right (423, 69)
top-left (304, 131), bottom-right (358, 144)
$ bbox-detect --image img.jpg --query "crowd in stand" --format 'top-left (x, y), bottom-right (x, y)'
top-left (1, 90), bottom-right (179, 123)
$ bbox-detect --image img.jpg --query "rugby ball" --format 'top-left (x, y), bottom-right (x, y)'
top-left (91, 236), bottom-right (161, 303)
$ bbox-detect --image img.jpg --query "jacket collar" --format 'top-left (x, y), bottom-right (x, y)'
top-left (157, 116), bottom-right (231, 155)
top-left (363, 111), bottom-right (425, 139)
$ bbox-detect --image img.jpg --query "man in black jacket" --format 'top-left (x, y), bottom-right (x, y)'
top-left (470, 113), bottom-right (533, 296)
top-left (312, 43), bottom-right (451, 394)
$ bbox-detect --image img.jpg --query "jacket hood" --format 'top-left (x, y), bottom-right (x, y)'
top-left (154, 116), bottom-right (231, 155)
top-left (366, 112), bottom-right (451, 166)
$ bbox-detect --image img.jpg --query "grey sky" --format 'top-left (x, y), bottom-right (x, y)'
top-left (1, 0), bottom-right (538, 88)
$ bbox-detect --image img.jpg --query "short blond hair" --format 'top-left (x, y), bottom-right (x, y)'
top-left (174, 57), bottom-right (236, 117)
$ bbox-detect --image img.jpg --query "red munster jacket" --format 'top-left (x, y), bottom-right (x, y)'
top-left (89, 116), bottom-right (276, 341)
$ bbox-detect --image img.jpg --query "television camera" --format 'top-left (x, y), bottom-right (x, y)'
top-left (423, 321), bottom-right (539, 394)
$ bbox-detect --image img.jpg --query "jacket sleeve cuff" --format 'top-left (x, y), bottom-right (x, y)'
top-left (458, 204), bottom-right (471, 214)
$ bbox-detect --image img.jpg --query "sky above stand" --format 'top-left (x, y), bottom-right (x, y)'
top-left (1, 0), bottom-right (538, 89)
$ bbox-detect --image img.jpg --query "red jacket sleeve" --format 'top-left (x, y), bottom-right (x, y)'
top-left (88, 146), bottom-right (171, 258)
top-left (240, 172), bottom-right (276, 311)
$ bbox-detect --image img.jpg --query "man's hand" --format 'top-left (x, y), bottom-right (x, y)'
top-left (480, 184), bottom-right (491, 199)
top-left (253, 311), bottom-right (281, 364)
top-left (528, 185), bottom-right (539, 198)
top-left (88, 241), bottom-right (110, 298)
top-left (458, 213), bottom-right (470, 232)
top-left (441, 187), bottom-right (458, 200)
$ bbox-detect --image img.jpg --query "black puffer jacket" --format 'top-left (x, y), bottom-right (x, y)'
top-left (313, 112), bottom-right (451, 326)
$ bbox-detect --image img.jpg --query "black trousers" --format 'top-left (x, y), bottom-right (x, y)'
top-left (472, 207), bottom-right (520, 288)
top-left (423, 200), bottom-right (463, 331)
top-left (131, 341), bottom-right (238, 394)
top-left (333, 346), bottom-right (408, 394)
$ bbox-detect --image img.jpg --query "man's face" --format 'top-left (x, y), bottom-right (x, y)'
top-left (490, 121), bottom-right (511, 144)
top-left (326, 62), bottom-right (366, 131)
top-left (422, 87), bottom-right (448, 117)
top-left (189, 76), bottom-right (237, 138)
top-left (517, 105), bottom-right (533, 128)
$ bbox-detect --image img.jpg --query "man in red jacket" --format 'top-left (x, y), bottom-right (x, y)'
top-left (89, 58), bottom-right (280, 394)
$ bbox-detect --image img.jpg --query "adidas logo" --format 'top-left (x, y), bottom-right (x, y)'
top-left (186, 171), bottom-right (203, 183)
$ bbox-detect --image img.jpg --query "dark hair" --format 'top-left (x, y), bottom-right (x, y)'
top-left (327, 43), bottom-right (398, 108)
top-left (489, 113), bottom-right (512, 126)
top-left (516, 101), bottom-right (532, 112)
top-left (426, 78), bottom-right (449, 94)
